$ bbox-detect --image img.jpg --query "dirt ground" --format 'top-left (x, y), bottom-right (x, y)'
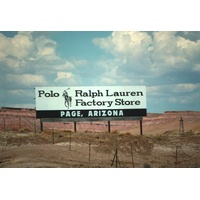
top-left (1, 130), bottom-right (200, 168)
top-left (1, 108), bottom-right (200, 168)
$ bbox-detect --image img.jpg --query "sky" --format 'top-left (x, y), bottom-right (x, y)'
top-left (1, 31), bottom-right (200, 113)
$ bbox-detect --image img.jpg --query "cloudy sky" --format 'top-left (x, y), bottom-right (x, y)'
top-left (0, 31), bottom-right (200, 113)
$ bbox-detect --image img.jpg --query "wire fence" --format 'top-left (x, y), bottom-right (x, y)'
top-left (53, 139), bottom-right (200, 168)
top-left (0, 116), bottom-right (200, 168)
top-left (0, 115), bottom-right (39, 132)
top-left (0, 115), bottom-right (137, 133)
top-left (63, 141), bottom-right (136, 168)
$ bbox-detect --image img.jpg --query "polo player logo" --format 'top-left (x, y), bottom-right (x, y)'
top-left (62, 88), bottom-right (72, 109)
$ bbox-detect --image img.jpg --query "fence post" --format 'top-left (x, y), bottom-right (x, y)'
top-left (89, 141), bottom-right (91, 161)
top-left (116, 148), bottom-right (118, 168)
top-left (34, 120), bottom-right (36, 136)
top-left (69, 132), bottom-right (72, 150)
top-left (175, 146), bottom-right (178, 167)
top-left (130, 145), bottom-right (134, 168)
top-left (3, 117), bottom-right (6, 130)
top-left (52, 128), bottom-right (55, 144)
top-left (19, 116), bottom-right (21, 129)
top-left (111, 147), bottom-right (121, 168)
top-left (40, 119), bottom-right (43, 132)
top-left (179, 117), bottom-right (184, 135)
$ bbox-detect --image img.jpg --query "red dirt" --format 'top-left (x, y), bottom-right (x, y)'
top-left (0, 108), bottom-right (200, 168)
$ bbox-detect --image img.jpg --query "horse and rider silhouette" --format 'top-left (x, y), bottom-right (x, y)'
top-left (62, 89), bottom-right (72, 109)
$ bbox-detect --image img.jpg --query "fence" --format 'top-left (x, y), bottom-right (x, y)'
top-left (46, 134), bottom-right (200, 168)
top-left (0, 115), bottom-right (39, 132)
top-left (1, 116), bottom-right (200, 168)
top-left (61, 141), bottom-right (136, 168)
top-left (0, 115), bottom-right (138, 133)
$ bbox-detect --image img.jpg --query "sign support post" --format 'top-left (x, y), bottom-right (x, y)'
top-left (40, 119), bottom-right (43, 132)
top-left (74, 122), bottom-right (77, 132)
top-left (140, 119), bottom-right (143, 135)
top-left (108, 121), bottom-right (111, 133)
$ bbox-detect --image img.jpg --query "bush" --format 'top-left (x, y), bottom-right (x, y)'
top-left (155, 135), bottom-right (162, 141)
top-left (112, 130), bottom-right (118, 134)
top-left (63, 130), bottom-right (72, 134)
top-left (19, 128), bottom-right (30, 133)
top-left (143, 163), bottom-right (151, 168)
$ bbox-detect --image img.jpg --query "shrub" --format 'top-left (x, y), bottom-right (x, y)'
top-left (99, 139), bottom-right (105, 144)
top-left (112, 130), bottom-right (118, 134)
top-left (19, 128), bottom-right (30, 133)
top-left (143, 163), bottom-right (151, 168)
top-left (155, 135), bottom-right (162, 141)
top-left (63, 130), bottom-right (72, 134)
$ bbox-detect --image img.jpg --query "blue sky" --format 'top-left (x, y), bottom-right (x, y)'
top-left (1, 31), bottom-right (200, 113)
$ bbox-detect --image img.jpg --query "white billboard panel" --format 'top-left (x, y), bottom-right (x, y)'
top-left (35, 86), bottom-right (147, 119)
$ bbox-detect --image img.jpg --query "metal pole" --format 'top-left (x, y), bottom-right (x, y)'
top-left (52, 128), bottom-right (55, 144)
top-left (175, 146), bottom-right (178, 168)
top-left (116, 148), bottom-right (118, 168)
top-left (140, 119), bottom-right (143, 135)
top-left (179, 117), bottom-right (184, 134)
top-left (111, 149), bottom-right (117, 167)
top-left (130, 145), bottom-right (134, 168)
top-left (40, 119), bottom-right (43, 132)
top-left (3, 117), bottom-right (6, 130)
top-left (108, 121), bottom-right (111, 133)
top-left (74, 122), bottom-right (77, 132)
top-left (69, 132), bottom-right (72, 150)
top-left (89, 141), bottom-right (91, 161)
top-left (34, 120), bottom-right (36, 136)
top-left (19, 116), bottom-right (21, 129)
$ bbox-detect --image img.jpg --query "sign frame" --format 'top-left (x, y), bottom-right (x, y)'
top-left (35, 86), bottom-right (147, 135)
top-left (35, 86), bottom-right (147, 119)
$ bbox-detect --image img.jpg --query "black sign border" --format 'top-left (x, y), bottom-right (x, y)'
top-left (36, 109), bottom-right (147, 119)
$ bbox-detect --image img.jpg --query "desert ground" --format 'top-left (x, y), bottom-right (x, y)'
top-left (0, 108), bottom-right (200, 168)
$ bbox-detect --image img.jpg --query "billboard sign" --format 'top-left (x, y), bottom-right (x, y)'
top-left (35, 86), bottom-right (147, 119)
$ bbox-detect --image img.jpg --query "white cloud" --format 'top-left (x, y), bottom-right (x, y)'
top-left (0, 32), bottom-right (67, 70)
top-left (192, 64), bottom-right (200, 72)
top-left (99, 77), bottom-right (116, 85)
top-left (152, 32), bottom-right (200, 72)
top-left (32, 35), bottom-right (61, 62)
top-left (54, 71), bottom-right (80, 85)
top-left (93, 31), bottom-right (152, 57)
top-left (147, 85), bottom-right (160, 92)
top-left (168, 93), bottom-right (200, 104)
top-left (169, 97), bottom-right (177, 103)
top-left (0, 32), bottom-right (80, 89)
top-left (93, 32), bottom-right (154, 80)
top-left (7, 103), bottom-right (35, 109)
top-left (12, 33), bottom-right (33, 58)
top-left (93, 31), bottom-right (200, 80)
top-left (8, 89), bottom-right (32, 96)
top-left (55, 61), bottom-right (75, 70)
top-left (172, 83), bottom-right (199, 93)
top-left (70, 58), bottom-right (88, 66)
top-left (37, 47), bottom-right (55, 56)
top-left (0, 32), bottom-right (33, 67)
top-left (55, 72), bottom-right (73, 81)
top-left (6, 74), bottom-right (47, 86)
top-left (148, 83), bottom-right (200, 94)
